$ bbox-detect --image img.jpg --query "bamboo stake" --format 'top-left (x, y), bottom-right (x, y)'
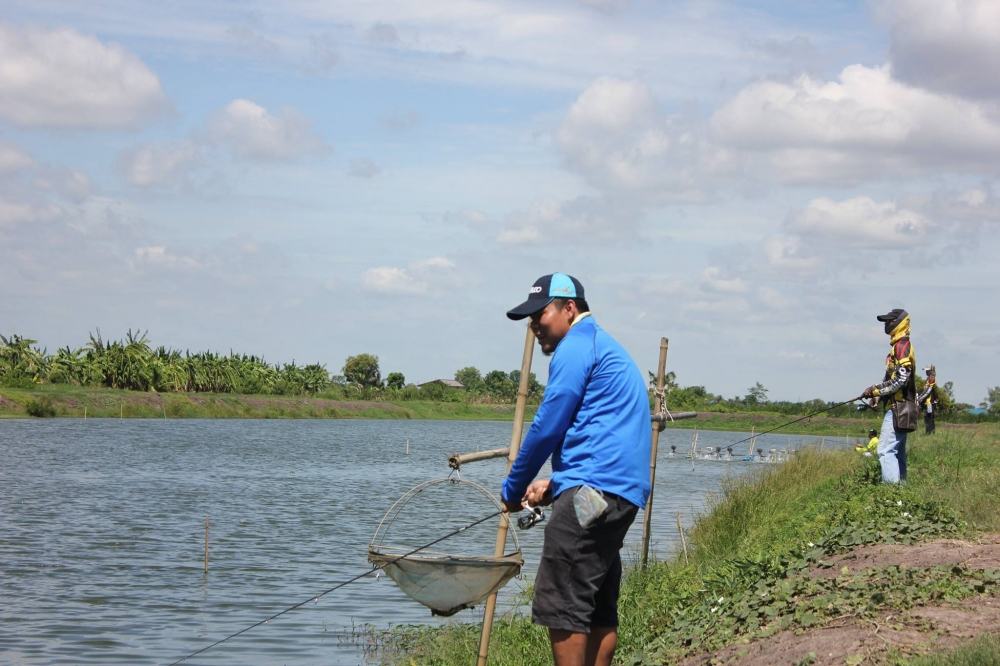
top-left (675, 512), bottom-right (689, 564)
top-left (84, 406), bottom-right (87, 419)
top-left (476, 324), bottom-right (534, 666)
top-left (406, 438), bottom-right (410, 455)
top-left (641, 337), bottom-right (669, 568)
top-left (120, 403), bottom-right (123, 420)
top-left (204, 516), bottom-right (209, 574)
top-left (449, 448), bottom-right (509, 469)
top-left (747, 425), bottom-right (756, 456)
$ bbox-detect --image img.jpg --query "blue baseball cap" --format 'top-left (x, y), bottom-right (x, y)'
top-left (506, 273), bottom-right (585, 320)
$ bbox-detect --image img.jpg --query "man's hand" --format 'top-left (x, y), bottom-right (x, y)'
top-left (523, 479), bottom-right (553, 507)
top-left (501, 495), bottom-right (523, 513)
top-left (862, 386), bottom-right (877, 399)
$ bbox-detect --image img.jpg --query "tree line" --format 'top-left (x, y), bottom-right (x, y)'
top-left (2, 331), bottom-right (996, 416)
top-left (0, 332), bottom-right (541, 404)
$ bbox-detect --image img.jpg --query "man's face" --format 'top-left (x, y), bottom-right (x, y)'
top-left (529, 300), bottom-right (576, 355)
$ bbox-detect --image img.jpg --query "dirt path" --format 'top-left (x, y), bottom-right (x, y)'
top-left (680, 535), bottom-right (1000, 665)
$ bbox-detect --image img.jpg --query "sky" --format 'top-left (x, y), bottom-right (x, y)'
top-left (1, 0), bottom-right (998, 404)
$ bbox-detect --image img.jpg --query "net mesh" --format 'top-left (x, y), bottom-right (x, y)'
top-left (368, 476), bottom-right (522, 616)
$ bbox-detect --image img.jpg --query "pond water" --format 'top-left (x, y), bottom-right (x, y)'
top-left (0, 418), bottom-right (854, 665)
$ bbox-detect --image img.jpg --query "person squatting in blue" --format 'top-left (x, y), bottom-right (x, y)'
top-left (501, 273), bottom-right (651, 666)
top-left (862, 308), bottom-right (918, 484)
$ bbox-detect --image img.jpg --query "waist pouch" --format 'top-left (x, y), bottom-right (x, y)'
top-left (892, 399), bottom-right (918, 432)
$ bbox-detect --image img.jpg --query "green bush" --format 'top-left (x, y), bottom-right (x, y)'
top-left (25, 397), bottom-right (57, 417)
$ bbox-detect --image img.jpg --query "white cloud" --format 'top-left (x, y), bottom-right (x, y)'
top-left (0, 199), bottom-right (59, 229)
top-left (412, 256), bottom-right (454, 271)
top-left (701, 266), bottom-right (747, 294)
top-left (764, 235), bottom-right (820, 273)
top-left (758, 286), bottom-right (793, 310)
top-left (496, 196), bottom-right (641, 246)
top-left (366, 22), bottom-right (399, 44)
top-left (0, 143), bottom-right (34, 173)
top-left (712, 64), bottom-right (1000, 181)
top-left (132, 245), bottom-right (201, 270)
top-left (876, 0), bottom-right (1000, 100)
top-left (0, 23), bottom-right (168, 129)
top-left (362, 266), bottom-right (424, 294)
top-left (788, 196), bottom-right (930, 248)
top-left (556, 77), bottom-right (718, 199)
top-left (361, 256), bottom-right (456, 295)
top-left (577, 0), bottom-right (630, 13)
top-left (123, 140), bottom-right (201, 187)
top-left (208, 99), bottom-right (330, 161)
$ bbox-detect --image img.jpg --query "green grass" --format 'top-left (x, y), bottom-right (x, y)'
top-left (0, 384), bottom-right (532, 421)
top-left (380, 424), bottom-right (1000, 665)
top-left (905, 633), bottom-right (1000, 665)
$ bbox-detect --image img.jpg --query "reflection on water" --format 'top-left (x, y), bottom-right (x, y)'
top-left (0, 418), bottom-right (851, 664)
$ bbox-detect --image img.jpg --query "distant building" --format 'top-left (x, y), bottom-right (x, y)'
top-left (419, 379), bottom-right (465, 390)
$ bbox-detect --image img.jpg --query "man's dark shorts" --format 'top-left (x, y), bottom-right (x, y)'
top-left (531, 485), bottom-right (639, 633)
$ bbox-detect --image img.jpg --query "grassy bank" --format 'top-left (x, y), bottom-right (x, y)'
top-left (0, 384), bottom-right (528, 421)
top-left (0, 385), bottom-right (984, 444)
top-left (383, 424), bottom-right (1000, 665)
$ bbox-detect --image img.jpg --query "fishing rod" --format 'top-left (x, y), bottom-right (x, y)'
top-left (723, 396), bottom-right (862, 451)
top-left (168, 508), bottom-right (504, 665)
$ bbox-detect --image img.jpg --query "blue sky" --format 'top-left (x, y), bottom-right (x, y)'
top-left (1, 1), bottom-right (998, 403)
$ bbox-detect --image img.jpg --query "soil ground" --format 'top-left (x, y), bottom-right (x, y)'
top-left (680, 535), bottom-right (1000, 665)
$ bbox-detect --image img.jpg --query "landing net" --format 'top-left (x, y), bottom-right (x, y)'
top-left (368, 475), bottom-right (523, 616)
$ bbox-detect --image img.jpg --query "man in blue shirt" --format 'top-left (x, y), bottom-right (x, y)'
top-left (502, 273), bottom-right (651, 666)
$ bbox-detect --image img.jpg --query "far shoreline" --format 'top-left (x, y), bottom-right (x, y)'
top-left (1, 384), bottom-right (975, 438)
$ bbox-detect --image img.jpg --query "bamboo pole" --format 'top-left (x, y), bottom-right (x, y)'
top-left (476, 325), bottom-right (535, 666)
top-left (204, 516), bottom-right (209, 574)
top-left (641, 337), bottom-right (669, 568)
top-left (449, 448), bottom-right (509, 469)
top-left (747, 425), bottom-right (756, 456)
top-left (675, 512), bottom-right (689, 564)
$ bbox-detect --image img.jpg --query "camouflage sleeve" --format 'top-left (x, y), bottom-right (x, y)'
top-left (872, 364), bottom-right (910, 397)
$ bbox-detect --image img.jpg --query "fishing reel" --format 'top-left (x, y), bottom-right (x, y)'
top-left (517, 504), bottom-right (546, 530)
top-left (855, 397), bottom-right (879, 412)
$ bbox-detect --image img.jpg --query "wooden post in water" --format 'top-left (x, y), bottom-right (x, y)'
top-left (641, 337), bottom-right (669, 568)
top-left (84, 406), bottom-right (87, 419)
top-left (747, 425), bottom-right (756, 456)
top-left (204, 517), bottom-right (209, 574)
top-left (406, 438), bottom-right (410, 455)
top-left (476, 325), bottom-right (534, 666)
top-left (120, 403), bottom-right (123, 420)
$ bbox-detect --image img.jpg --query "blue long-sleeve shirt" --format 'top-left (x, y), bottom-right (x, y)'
top-left (501, 316), bottom-right (652, 509)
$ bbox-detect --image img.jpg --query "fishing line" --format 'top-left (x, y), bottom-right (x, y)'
top-left (168, 508), bottom-right (504, 665)
top-left (722, 396), bottom-right (862, 451)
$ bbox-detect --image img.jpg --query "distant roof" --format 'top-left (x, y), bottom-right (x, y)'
top-left (419, 379), bottom-right (465, 388)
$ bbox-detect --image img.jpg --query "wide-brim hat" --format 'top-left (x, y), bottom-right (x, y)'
top-left (506, 273), bottom-right (585, 321)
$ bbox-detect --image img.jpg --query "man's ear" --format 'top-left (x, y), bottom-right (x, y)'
top-left (565, 299), bottom-right (580, 318)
